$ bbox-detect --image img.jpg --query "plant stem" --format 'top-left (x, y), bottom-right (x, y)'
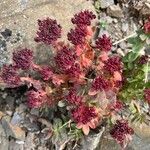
top-left (113, 32), bottom-right (136, 45)
top-left (145, 62), bottom-right (149, 83)
top-left (54, 120), bottom-right (72, 132)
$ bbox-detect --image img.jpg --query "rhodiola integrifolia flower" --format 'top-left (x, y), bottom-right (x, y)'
top-left (1, 65), bottom-right (21, 87)
top-left (110, 100), bottom-right (124, 112)
top-left (66, 88), bottom-right (82, 105)
top-left (66, 63), bottom-right (82, 78)
top-left (38, 66), bottom-right (53, 81)
top-left (13, 48), bottom-right (33, 70)
top-left (110, 120), bottom-right (134, 147)
top-left (104, 56), bottom-right (122, 74)
top-left (72, 105), bottom-right (97, 124)
top-left (144, 18), bottom-right (150, 34)
top-left (55, 46), bottom-right (76, 71)
top-left (91, 76), bottom-right (110, 92)
top-left (35, 18), bottom-right (61, 45)
top-left (67, 26), bottom-right (87, 45)
top-left (27, 90), bottom-right (49, 108)
top-left (71, 10), bottom-right (96, 27)
top-left (95, 34), bottom-right (112, 52)
top-left (144, 88), bottom-right (150, 104)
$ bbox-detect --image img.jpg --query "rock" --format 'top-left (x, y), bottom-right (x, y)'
top-left (16, 104), bottom-right (28, 114)
top-left (0, 124), bottom-right (9, 150)
top-left (122, 22), bottom-right (129, 32)
top-left (23, 117), bottom-right (40, 132)
top-left (5, 96), bottom-right (15, 110)
top-left (132, 123), bottom-right (150, 139)
top-left (119, 42), bottom-right (127, 50)
top-left (127, 134), bottom-right (150, 150)
top-left (133, 0), bottom-right (150, 16)
top-left (78, 127), bottom-right (105, 150)
top-left (0, 111), bottom-right (4, 119)
top-left (140, 1), bottom-right (150, 16)
top-left (1, 28), bottom-right (12, 39)
top-left (11, 112), bottom-right (23, 126)
top-left (24, 132), bottom-right (36, 150)
top-left (9, 139), bottom-right (24, 150)
top-left (107, 5), bottom-right (124, 18)
top-left (30, 108), bottom-right (39, 116)
top-left (100, 0), bottom-right (114, 9)
top-left (1, 116), bottom-right (25, 141)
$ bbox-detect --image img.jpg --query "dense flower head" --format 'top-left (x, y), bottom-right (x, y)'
top-left (1, 65), bottom-right (20, 86)
top-left (39, 66), bottom-right (53, 81)
top-left (138, 55), bottom-right (149, 65)
top-left (71, 10), bottom-right (96, 26)
top-left (55, 46), bottom-right (76, 71)
top-left (66, 63), bottom-right (81, 78)
top-left (91, 75), bottom-right (110, 91)
top-left (27, 90), bottom-right (48, 108)
top-left (110, 100), bottom-right (124, 112)
top-left (144, 88), bottom-right (150, 104)
top-left (35, 18), bottom-right (62, 45)
top-left (144, 19), bottom-right (150, 34)
top-left (104, 56), bottom-right (122, 74)
top-left (95, 34), bottom-right (112, 52)
top-left (67, 26), bottom-right (87, 45)
top-left (72, 105), bottom-right (97, 124)
top-left (13, 48), bottom-right (33, 70)
top-left (110, 120), bottom-right (134, 146)
top-left (66, 88), bottom-right (82, 105)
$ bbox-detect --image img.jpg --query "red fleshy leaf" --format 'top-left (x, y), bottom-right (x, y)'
top-left (52, 74), bottom-right (65, 86)
top-left (88, 89), bottom-right (98, 96)
top-left (82, 125), bottom-right (90, 135)
top-left (113, 71), bottom-right (122, 81)
top-left (99, 51), bottom-right (109, 61)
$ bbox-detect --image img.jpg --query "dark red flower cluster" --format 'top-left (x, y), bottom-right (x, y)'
top-left (110, 120), bottom-right (134, 145)
top-left (66, 88), bottom-right (82, 105)
top-left (71, 10), bottom-right (96, 26)
top-left (55, 46), bottom-right (76, 71)
top-left (104, 56), bottom-right (122, 74)
top-left (35, 18), bottom-right (62, 45)
top-left (27, 90), bottom-right (48, 108)
top-left (66, 63), bottom-right (81, 78)
top-left (67, 26), bottom-right (87, 45)
top-left (110, 100), bottom-right (124, 112)
top-left (138, 55), bottom-right (149, 65)
top-left (95, 34), bottom-right (112, 52)
top-left (1, 65), bottom-right (20, 86)
top-left (144, 19), bottom-right (150, 34)
top-left (13, 48), bottom-right (33, 70)
top-left (72, 105), bottom-right (97, 124)
top-left (38, 66), bottom-right (53, 81)
top-left (91, 75), bottom-right (110, 91)
top-left (144, 88), bottom-right (150, 104)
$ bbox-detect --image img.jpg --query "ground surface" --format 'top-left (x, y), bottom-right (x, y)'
top-left (0, 0), bottom-right (150, 150)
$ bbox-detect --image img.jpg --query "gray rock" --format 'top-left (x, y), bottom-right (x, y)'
top-left (1, 115), bottom-right (25, 140)
top-left (128, 134), bottom-right (150, 150)
top-left (30, 108), bottom-right (39, 116)
top-left (0, 124), bottom-right (9, 150)
top-left (11, 112), bottom-right (23, 126)
top-left (107, 5), bottom-right (124, 18)
top-left (9, 139), bottom-right (24, 150)
top-left (78, 127), bottom-right (105, 150)
top-left (100, 0), bottom-right (114, 9)
top-left (23, 117), bottom-right (40, 132)
top-left (122, 23), bottom-right (129, 32)
top-left (134, 0), bottom-right (150, 16)
top-left (24, 132), bottom-right (36, 150)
